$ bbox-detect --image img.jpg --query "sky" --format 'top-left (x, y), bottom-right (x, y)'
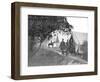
top-left (67, 17), bottom-right (88, 33)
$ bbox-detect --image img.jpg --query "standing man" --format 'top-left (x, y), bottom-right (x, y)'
top-left (59, 39), bottom-right (66, 55)
top-left (65, 40), bottom-right (69, 55)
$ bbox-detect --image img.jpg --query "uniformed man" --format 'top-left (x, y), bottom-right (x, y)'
top-left (59, 39), bottom-right (66, 55)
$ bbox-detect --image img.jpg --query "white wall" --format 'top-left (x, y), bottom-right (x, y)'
top-left (0, 0), bottom-right (100, 82)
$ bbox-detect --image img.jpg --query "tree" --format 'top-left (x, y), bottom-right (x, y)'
top-left (28, 15), bottom-right (73, 55)
top-left (81, 41), bottom-right (88, 60)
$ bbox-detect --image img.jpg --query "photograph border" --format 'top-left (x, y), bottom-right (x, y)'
top-left (11, 2), bottom-right (98, 80)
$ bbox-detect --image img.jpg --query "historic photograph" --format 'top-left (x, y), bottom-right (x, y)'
top-left (28, 15), bottom-right (88, 66)
top-left (11, 2), bottom-right (97, 79)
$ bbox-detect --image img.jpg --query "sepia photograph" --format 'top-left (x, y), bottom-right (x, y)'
top-left (28, 15), bottom-right (88, 66)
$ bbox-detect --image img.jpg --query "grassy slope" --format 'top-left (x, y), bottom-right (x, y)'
top-left (28, 31), bottom-right (88, 66)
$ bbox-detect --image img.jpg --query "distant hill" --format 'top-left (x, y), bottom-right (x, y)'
top-left (72, 31), bottom-right (88, 45)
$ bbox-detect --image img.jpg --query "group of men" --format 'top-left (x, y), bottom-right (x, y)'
top-left (59, 36), bottom-right (76, 56)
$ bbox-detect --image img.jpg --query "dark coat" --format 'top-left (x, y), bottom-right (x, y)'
top-left (59, 41), bottom-right (66, 50)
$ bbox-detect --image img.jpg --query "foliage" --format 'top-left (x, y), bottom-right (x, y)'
top-left (28, 15), bottom-right (73, 43)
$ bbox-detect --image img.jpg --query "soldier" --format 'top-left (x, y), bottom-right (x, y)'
top-left (59, 39), bottom-right (66, 55)
top-left (68, 35), bottom-right (75, 54)
top-left (65, 40), bottom-right (69, 55)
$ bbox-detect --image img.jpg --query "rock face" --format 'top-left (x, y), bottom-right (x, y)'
top-left (48, 30), bottom-right (72, 47)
